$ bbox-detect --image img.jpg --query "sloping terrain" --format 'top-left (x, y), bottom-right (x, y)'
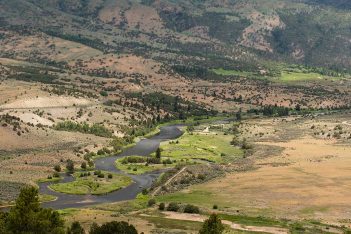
top-left (0, 0), bottom-right (350, 70)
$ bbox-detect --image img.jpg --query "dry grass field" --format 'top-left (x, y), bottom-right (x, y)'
top-left (158, 112), bottom-right (351, 226)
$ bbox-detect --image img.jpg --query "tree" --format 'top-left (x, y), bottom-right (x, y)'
top-left (67, 221), bottom-right (85, 234)
top-left (6, 186), bottom-right (65, 234)
top-left (155, 148), bottom-right (161, 159)
top-left (199, 214), bottom-right (224, 234)
top-left (89, 221), bottom-right (137, 234)
top-left (66, 159), bottom-right (74, 174)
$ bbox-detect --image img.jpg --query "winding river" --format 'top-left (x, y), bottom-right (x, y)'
top-left (39, 125), bottom-right (183, 210)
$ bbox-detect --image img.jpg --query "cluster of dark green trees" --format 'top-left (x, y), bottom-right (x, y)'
top-left (125, 92), bottom-right (217, 121)
top-left (0, 187), bottom-right (225, 234)
top-left (246, 105), bottom-right (292, 117)
top-left (54, 121), bottom-right (112, 138)
top-left (8, 66), bottom-right (60, 85)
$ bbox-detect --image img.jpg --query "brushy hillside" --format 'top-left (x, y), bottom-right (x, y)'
top-left (0, 0), bottom-right (350, 71)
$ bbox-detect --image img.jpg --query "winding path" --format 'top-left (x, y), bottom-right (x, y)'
top-left (39, 125), bottom-right (183, 210)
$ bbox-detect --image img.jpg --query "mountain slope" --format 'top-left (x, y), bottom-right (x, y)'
top-left (0, 0), bottom-right (350, 71)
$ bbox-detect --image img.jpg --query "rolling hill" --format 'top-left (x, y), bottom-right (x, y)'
top-left (0, 0), bottom-right (350, 72)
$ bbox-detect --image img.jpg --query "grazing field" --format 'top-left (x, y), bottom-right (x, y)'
top-left (212, 68), bottom-right (255, 77)
top-left (157, 112), bottom-right (351, 226)
top-left (279, 71), bottom-right (335, 83)
top-left (49, 171), bottom-right (132, 195)
top-left (115, 156), bottom-right (172, 175)
top-left (161, 130), bottom-right (244, 164)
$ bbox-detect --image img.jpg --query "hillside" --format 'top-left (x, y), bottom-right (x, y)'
top-left (0, 0), bottom-right (350, 71)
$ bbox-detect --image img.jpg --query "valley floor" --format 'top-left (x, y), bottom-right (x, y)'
top-left (60, 111), bottom-right (351, 233)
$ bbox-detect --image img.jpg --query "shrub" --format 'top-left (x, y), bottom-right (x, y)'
top-left (167, 202), bottom-right (179, 212)
top-left (147, 157), bottom-right (161, 164)
top-left (81, 162), bottom-right (87, 170)
top-left (94, 170), bottom-right (101, 175)
top-left (142, 188), bottom-right (148, 195)
top-left (162, 158), bottom-right (173, 165)
top-left (121, 156), bottom-right (146, 164)
top-left (66, 159), bottom-right (74, 174)
top-left (54, 165), bottom-right (61, 172)
top-left (213, 204), bottom-right (218, 209)
top-left (184, 204), bottom-right (200, 214)
top-left (99, 91), bottom-right (108, 97)
top-left (88, 161), bottom-right (94, 168)
top-left (148, 199), bottom-right (156, 207)
top-left (108, 174), bottom-right (113, 179)
top-left (156, 148), bottom-right (161, 159)
top-left (230, 136), bottom-right (240, 146)
top-left (197, 174), bottom-right (206, 180)
top-left (159, 203), bottom-right (165, 211)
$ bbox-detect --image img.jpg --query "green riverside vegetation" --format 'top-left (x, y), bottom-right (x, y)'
top-left (49, 171), bottom-right (132, 195)
top-left (54, 121), bottom-right (112, 138)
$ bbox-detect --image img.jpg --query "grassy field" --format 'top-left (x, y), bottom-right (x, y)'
top-left (39, 194), bottom-right (57, 203)
top-left (280, 71), bottom-right (325, 82)
top-left (156, 190), bottom-right (220, 209)
top-left (140, 215), bottom-right (203, 231)
top-left (49, 171), bottom-right (132, 195)
top-left (212, 68), bottom-right (255, 77)
top-left (37, 176), bottom-right (61, 183)
top-left (92, 193), bottom-right (150, 214)
top-left (213, 66), bottom-right (344, 84)
top-left (161, 131), bottom-right (243, 164)
top-left (156, 114), bottom-right (351, 226)
top-left (115, 156), bottom-right (172, 175)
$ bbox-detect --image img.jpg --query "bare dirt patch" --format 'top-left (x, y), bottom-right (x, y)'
top-left (1, 96), bottom-right (94, 109)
